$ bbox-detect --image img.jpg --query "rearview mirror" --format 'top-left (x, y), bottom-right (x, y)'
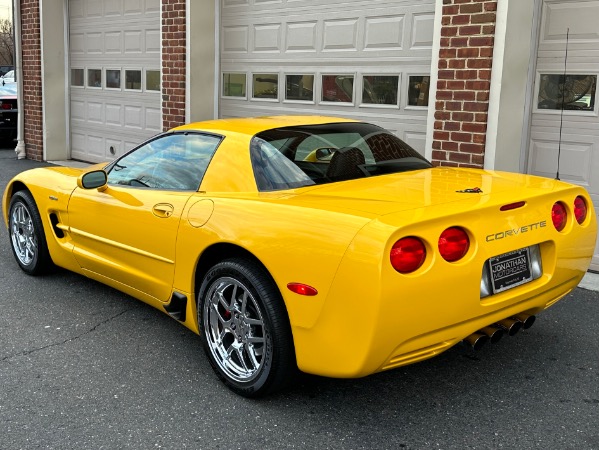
top-left (78, 170), bottom-right (108, 190)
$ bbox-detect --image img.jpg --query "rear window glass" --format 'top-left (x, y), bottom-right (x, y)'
top-left (250, 122), bottom-right (431, 191)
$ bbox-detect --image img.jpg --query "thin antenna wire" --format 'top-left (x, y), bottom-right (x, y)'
top-left (556, 28), bottom-right (569, 181)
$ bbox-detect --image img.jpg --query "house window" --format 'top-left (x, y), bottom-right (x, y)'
top-left (407, 76), bottom-right (430, 107)
top-left (222, 73), bottom-right (247, 97)
top-left (125, 70), bottom-right (142, 90)
top-left (87, 69), bottom-right (102, 88)
top-left (252, 74), bottom-right (278, 99)
top-left (321, 75), bottom-right (354, 103)
top-left (285, 75), bottom-right (314, 102)
top-left (362, 75), bottom-right (399, 105)
top-left (537, 74), bottom-right (597, 111)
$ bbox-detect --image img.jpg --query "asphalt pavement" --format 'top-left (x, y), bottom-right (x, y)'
top-left (1, 146), bottom-right (598, 449)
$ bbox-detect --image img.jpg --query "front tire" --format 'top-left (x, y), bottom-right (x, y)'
top-left (8, 190), bottom-right (52, 275)
top-left (198, 258), bottom-right (296, 397)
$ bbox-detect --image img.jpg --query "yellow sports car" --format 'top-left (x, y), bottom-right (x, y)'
top-left (2, 116), bottom-right (597, 397)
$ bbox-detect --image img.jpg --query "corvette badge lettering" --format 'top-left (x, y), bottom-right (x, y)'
top-left (456, 187), bottom-right (482, 193)
top-left (486, 221), bottom-right (547, 242)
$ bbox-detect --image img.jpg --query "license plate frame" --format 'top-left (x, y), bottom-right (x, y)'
top-left (488, 247), bottom-right (533, 294)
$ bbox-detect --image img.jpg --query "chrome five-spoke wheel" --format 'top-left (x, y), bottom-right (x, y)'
top-left (8, 191), bottom-right (51, 275)
top-left (198, 258), bottom-right (296, 397)
top-left (203, 277), bottom-right (268, 383)
top-left (10, 201), bottom-right (37, 266)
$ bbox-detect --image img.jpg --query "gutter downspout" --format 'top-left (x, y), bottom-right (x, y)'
top-left (13, 0), bottom-right (26, 159)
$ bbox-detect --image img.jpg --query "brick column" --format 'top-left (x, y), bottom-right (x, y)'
top-left (20, 0), bottom-right (43, 161)
top-left (162, 0), bottom-right (187, 131)
top-left (432, 0), bottom-right (497, 168)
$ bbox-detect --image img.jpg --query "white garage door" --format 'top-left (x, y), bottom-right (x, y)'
top-left (528, 0), bottom-right (599, 271)
top-left (220, 0), bottom-right (435, 154)
top-left (69, 0), bottom-right (161, 163)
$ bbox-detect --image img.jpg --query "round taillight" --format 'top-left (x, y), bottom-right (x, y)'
top-left (552, 202), bottom-right (567, 231)
top-left (574, 196), bottom-right (587, 224)
top-left (390, 237), bottom-right (426, 273)
top-left (438, 227), bottom-right (470, 262)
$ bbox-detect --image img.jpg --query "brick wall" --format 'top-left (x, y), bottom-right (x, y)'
top-left (20, 0), bottom-right (43, 161)
top-left (432, 0), bottom-right (498, 168)
top-left (162, 0), bottom-right (186, 131)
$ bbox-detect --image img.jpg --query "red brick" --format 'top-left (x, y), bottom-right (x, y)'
top-left (463, 122), bottom-right (487, 133)
top-left (471, 13), bottom-right (496, 24)
top-left (459, 25), bottom-right (482, 36)
top-left (460, 3), bottom-right (483, 14)
top-left (463, 101), bottom-right (489, 112)
top-left (448, 152), bottom-right (472, 163)
top-left (432, 150), bottom-right (448, 161)
top-left (460, 143), bottom-right (485, 154)
top-left (451, 132), bottom-right (473, 143)
top-left (441, 140), bottom-right (459, 151)
top-left (467, 59), bottom-right (492, 69)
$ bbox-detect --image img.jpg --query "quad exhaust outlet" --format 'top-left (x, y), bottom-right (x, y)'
top-left (463, 313), bottom-right (536, 350)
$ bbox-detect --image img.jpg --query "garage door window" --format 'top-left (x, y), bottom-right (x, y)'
top-left (322, 75), bottom-right (354, 104)
top-left (125, 70), bottom-right (142, 91)
top-left (71, 68), bottom-right (84, 87)
top-left (223, 73), bottom-right (247, 98)
top-left (87, 69), bottom-right (102, 88)
top-left (407, 75), bottom-right (430, 107)
top-left (252, 74), bottom-right (278, 100)
top-left (286, 75), bottom-right (314, 102)
top-left (106, 69), bottom-right (121, 89)
top-left (362, 75), bottom-right (399, 106)
top-left (537, 74), bottom-right (597, 112)
top-left (146, 70), bottom-right (161, 91)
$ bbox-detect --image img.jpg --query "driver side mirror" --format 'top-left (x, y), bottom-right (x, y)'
top-left (78, 170), bottom-right (108, 190)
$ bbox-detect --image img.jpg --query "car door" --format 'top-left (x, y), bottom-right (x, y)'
top-left (68, 132), bottom-right (222, 302)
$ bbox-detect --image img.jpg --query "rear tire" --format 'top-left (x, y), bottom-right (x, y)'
top-left (198, 258), bottom-right (296, 397)
top-left (8, 191), bottom-right (52, 275)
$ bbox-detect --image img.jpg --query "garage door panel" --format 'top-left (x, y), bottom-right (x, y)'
top-left (364, 15), bottom-right (404, 51)
top-left (106, 104), bottom-right (123, 125)
top-left (220, 0), bottom-right (435, 154)
top-left (253, 24), bottom-right (281, 53)
top-left (105, 31), bottom-right (122, 53)
top-left (322, 19), bottom-right (360, 52)
top-left (69, 0), bottom-right (160, 163)
top-left (285, 22), bottom-right (317, 52)
top-left (411, 13), bottom-right (435, 49)
top-left (529, 0), bottom-right (599, 270)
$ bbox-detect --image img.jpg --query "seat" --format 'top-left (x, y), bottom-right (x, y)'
top-left (326, 147), bottom-right (366, 181)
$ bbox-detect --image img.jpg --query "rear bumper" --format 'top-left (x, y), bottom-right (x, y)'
top-left (291, 186), bottom-right (596, 378)
top-left (378, 273), bottom-right (579, 372)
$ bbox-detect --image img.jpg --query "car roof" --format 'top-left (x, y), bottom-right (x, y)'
top-left (172, 115), bottom-right (358, 137)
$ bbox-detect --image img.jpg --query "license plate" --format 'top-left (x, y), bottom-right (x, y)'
top-left (488, 248), bottom-right (533, 294)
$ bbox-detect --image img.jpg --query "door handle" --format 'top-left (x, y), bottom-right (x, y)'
top-left (152, 203), bottom-right (174, 218)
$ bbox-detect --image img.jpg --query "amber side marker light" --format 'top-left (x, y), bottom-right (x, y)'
top-left (552, 202), bottom-right (567, 231)
top-left (574, 196), bottom-right (587, 224)
top-left (390, 237), bottom-right (426, 273)
top-left (500, 201), bottom-right (526, 211)
top-left (287, 283), bottom-right (318, 296)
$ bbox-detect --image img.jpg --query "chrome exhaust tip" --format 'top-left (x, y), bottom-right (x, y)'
top-left (463, 333), bottom-right (489, 350)
top-left (479, 326), bottom-right (504, 344)
top-left (496, 318), bottom-right (522, 336)
top-left (513, 313), bottom-right (536, 329)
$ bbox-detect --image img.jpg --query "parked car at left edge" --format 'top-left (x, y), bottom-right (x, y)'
top-left (0, 82), bottom-right (17, 143)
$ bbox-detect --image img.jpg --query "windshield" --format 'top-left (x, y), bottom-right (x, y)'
top-left (250, 122), bottom-right (432, 191)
